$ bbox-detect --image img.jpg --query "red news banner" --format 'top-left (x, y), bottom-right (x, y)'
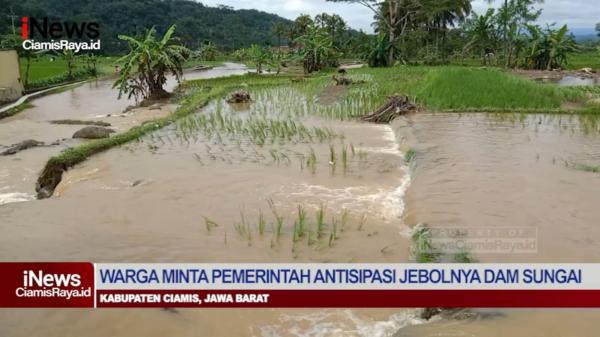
top-left (1, 263), bottom-right (600, 308)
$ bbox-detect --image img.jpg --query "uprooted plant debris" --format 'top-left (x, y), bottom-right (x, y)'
top-left (361, 95), bottom-right (419, 123)
top-left (226, 90), bottom-right (252, 103)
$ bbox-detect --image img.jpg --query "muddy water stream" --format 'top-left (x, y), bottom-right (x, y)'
top-left (0, 63), bottom-right (247, 204)
top-left (0, 83), bottom-right (416, 336)
top-left (2, 73), bottom-right (600, 335)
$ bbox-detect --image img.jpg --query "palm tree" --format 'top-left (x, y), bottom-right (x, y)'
top-left (113, 24), bottom-right (190, 102)
top-left (290, 14), bottom-right (314, 44)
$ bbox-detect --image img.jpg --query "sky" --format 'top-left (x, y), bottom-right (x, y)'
top-left (200, 0), bottom-right (599, 33)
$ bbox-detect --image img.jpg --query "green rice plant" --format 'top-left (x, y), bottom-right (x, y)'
top-left (404, 148), bottom-right (416, 163)
top-left (296, 205), bottom-right (307, 238)
top-left (417, 67), bottom-right (574, 111)
top-left (203, 216), bottom-right (218, 232)
top-left (258, 209), bottom-right (266, 236)
top-left (306, 148), bottom-right (317, 174)
top-left (267, 198), bottom-right (284, 240)
top-left (453, 250), bottom-right (477, 263)
top-left (573, 163), bottom-right (600, 173)
top-left (234, 210), bottom-right (248, 237)
top-left (411, 224), bottom-right (441, 263)
top-left (328, 217), bottom-right (338, 248)
top-left (358, 214), bottom-right (367, 231)
top-left (316, 204), bottom-right (326, 238)
top-left (329, 144), bottom-right (337, 174)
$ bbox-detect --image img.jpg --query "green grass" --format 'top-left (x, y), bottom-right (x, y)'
top-left (347, 65), bottom-right (600, 113)
top-left (20, 56), bottom-right (115, 82)
top-left (0, 102), bottom-right (34, 119)
top-left (414, 67), bottom-right (573, 110)
top-left (573, 163), bottom-right (600, 173)
top-left (565, 51), bottom-right (600, 70)
top-left (404, 148), bottom-right (416, 163)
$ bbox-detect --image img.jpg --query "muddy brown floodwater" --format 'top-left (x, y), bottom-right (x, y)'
top-left (0, 63), bottom-right (248, 205)
top-left (2, 74), bottom-right (600, 335)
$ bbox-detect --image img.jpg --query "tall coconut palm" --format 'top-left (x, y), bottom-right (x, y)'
top-left (114, 24), bottom-right (189, 102)
top-left (290, 14), bottom-right (314, 43)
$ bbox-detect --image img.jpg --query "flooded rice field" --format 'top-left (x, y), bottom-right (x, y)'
top-left (403, 112), bottom-right (600, 262)
top-left (0, 63), bottom-right (247, 205)
top-left (2, 69), bottom-right (600, 336)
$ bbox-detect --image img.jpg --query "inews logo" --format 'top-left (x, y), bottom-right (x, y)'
top-left (21, 17), bottom-right (101, 52)
top-left (0, 263), bottom-right (94, 307)
top-left (17, 270), bottom-right (91, 300)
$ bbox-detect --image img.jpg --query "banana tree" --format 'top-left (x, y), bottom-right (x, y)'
top-left (295, 26), bottom-right (337, 73)
top-left (545, 24), bottom-right (575, 70)
top-left (248, 44), bottom-right (272, 74)
top-left (113, 24), bottom-right (190, 101)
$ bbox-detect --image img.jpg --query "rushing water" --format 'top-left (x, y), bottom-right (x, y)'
top-left (2, 70), bottom-right (600, 336)
top-left (0, 83), bottom-right (417, 336)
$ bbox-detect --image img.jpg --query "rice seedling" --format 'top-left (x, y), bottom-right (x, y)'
top-left (404, 148), bottom-right (416, 163)
top-left (358, 214), bottom-right (367, 231)
top-left (267, 198), bottom-right (284, 240)
top-left (328, 217), bottom-right (338, 247)
top-left (296, 205), bottom-right (307, 239)
top-left (306, 148), bottom-right (317, 174)
top-left (329, 144), bottom-right (336, 173)
top-left (203, 216), bottom-right (219, 232)
top-left (573, 163), bottom-right (600, 173)
top-left (316, 204), bottom-right (326, 238)
top-left (258, 209), bottom-right (266, 236)
top-left (234, 210), bottom-right (248, 237)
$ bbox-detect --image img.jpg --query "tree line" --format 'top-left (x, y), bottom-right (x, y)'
top-left (331, 0), bottom-right (586, 70)
top-left (0, 0), bottom-right (292, 54)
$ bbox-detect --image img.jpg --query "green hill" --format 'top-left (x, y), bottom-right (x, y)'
top-left (0, 0), bottom-right (292, 54)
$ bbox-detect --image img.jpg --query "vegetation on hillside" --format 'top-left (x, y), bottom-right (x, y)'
top-left (0, 0), bottom-right (292, 54)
